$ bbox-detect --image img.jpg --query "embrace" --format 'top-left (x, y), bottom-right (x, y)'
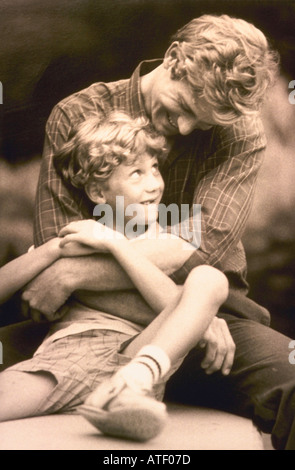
top-left (0, 14), bottom-right (294, 449)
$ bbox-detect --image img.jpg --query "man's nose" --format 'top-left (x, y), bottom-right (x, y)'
top-left (177, 116), bottom-right (197, 135)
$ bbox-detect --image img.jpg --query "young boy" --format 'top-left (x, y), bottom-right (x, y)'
top-left (0, 113), bottom-right (228, 441)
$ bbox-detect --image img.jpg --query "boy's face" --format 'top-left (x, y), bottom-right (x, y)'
top-left (100, 153), bottom-right (164, 226)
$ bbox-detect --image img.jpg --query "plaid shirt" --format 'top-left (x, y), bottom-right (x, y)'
top-left (34, 60), bottom-right (267, 291)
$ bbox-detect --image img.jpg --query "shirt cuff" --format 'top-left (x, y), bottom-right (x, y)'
top-left (170, 249), bottom-right (209, 284)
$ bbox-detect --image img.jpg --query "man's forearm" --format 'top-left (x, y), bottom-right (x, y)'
top-left (65, 237), bottom-right (193, 293)
top-left (66, 253), bottom-right (134, 292)
top-left (23, 236), bottom-right (192, 321)
top-left (74, 289), bottom-right (157, 327)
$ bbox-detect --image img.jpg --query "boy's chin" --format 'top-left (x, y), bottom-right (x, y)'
top-left (125, 215), bottom-right (159, 228)
top-left (142, 204), bottom-right (159, 226)
top-left (124, 206), bottom-right (159, 234)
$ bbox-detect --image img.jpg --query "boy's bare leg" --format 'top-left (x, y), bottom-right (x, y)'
top-left (0, 370), bottom-right (56, 421)
top-left (80, 266), bottom-right (228, 441)
top-left (124, 265), bottom-right (228, 362)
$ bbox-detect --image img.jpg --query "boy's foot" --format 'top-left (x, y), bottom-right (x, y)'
top-left (79, 377), bottom-right (167, 441)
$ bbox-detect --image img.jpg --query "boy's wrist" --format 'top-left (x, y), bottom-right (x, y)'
top-left (107, 236), bottom-right (129, 254)
top-left (45, 237), bottom-right (63, 261)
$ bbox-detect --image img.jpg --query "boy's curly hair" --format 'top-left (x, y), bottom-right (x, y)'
top-left (171, 14), bottom-right (280, 125)
top-left (54, 112), bottom-right (167, 190)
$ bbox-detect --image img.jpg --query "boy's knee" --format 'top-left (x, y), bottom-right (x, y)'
top-left (186, 265), bottom-right (229, 305)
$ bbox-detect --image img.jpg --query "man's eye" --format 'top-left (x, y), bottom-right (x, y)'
top-left (181, 103), bottom-right (192, 115)
top-left (179, 97), bottom-right (192, 114)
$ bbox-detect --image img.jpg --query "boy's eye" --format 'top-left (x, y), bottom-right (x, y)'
top-left (130, 170), bottom-right (141, 179)
top-left (152, 163), bottom-right (160, 175)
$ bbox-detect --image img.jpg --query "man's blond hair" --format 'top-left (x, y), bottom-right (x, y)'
top-left (171, 14), bottom-right (280, 125)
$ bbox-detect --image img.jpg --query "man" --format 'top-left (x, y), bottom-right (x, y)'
top-left (1, 15), bottom-right (294, 449)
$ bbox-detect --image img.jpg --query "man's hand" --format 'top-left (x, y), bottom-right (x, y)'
top-left (198, 317), bottom-right (236, 376)
top-left (22, 258), bottom-right (73, 321)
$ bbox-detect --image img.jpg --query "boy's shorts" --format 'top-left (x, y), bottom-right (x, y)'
top-left (5, 329), bottom-right (181, 415)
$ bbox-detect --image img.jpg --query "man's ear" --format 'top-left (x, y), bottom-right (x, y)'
top-left (85, 181), bottom-right (106, 204)
top-left (163, 41), bottom-right (186, 80)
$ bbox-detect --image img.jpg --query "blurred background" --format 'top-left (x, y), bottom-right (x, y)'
top-left (0, 0), bottom-right (295, 336)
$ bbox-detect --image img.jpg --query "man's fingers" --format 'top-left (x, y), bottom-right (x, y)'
top-left (51, 304), bottom-right (69, 321)
top-left (200, 335), bottom-right (218, 371)
top-left (206, 350), bottom-right (228, 375)
top-left (221, 349), bottom-right (235, 375)
top-left (22, 296), bottom-right (49, 322)
top-left (21, 289), bottom-right (31, 303)
top-left (22, 289), bottom-right (52, 317)
top-left (201, 337), bottom-right (228, 374)
top-left (21, 299), bottom-right (30, 318)
top-left (29, 308), bottom-right (46, 323)
top-left (220, 332), bottom-right (236, 375)
top-left (215, 318), bottom-right (236, 375)
top-left (199, 318), bottom-right (236, 376)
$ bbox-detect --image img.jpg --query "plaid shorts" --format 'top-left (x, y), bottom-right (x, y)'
top-left (5, 329), bottom-right (172, 415)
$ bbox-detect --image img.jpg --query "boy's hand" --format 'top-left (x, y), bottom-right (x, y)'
top-left (59, 220), bottom-right (125, 253)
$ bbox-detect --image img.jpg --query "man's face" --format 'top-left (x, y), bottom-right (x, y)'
top-left (147, 76), bottom-right (215, 137)
top-left (101, 153), bottom-right (164, 227)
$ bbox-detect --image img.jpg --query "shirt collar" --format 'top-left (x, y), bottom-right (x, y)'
top-left (127, 59), bottom-right (162, 118)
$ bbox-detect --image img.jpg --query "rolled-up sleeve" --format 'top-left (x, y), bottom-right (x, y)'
top-left (33, 105), bottom-right (83, 246)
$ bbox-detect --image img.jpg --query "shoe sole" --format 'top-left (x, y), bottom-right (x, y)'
top-left (79, 403), bottom-right (167, 441)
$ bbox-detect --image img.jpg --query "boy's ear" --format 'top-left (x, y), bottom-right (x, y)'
top-left (85, 181), bottom-right (106, 204)
top-left (163, 41), bottom-right (186, 80)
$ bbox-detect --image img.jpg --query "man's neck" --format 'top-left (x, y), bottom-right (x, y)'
top-left (140, 63), bottom-right (162, 119)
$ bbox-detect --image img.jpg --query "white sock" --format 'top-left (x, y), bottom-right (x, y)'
top-left (116, 345), bottom-right (171, 393)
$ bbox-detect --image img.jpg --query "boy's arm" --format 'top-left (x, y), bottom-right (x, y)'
top-left (0, 238), bottom-right (61, 304)
top-left (22, 236), bottom-right (193, 320)
top-left (106, 239), bottom-right (181, 313)
top-left (59, 221), bottom-right (190, 313)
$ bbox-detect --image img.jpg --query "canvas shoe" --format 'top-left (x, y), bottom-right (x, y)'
top-left (79, 377), bottom-right (167, 441)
